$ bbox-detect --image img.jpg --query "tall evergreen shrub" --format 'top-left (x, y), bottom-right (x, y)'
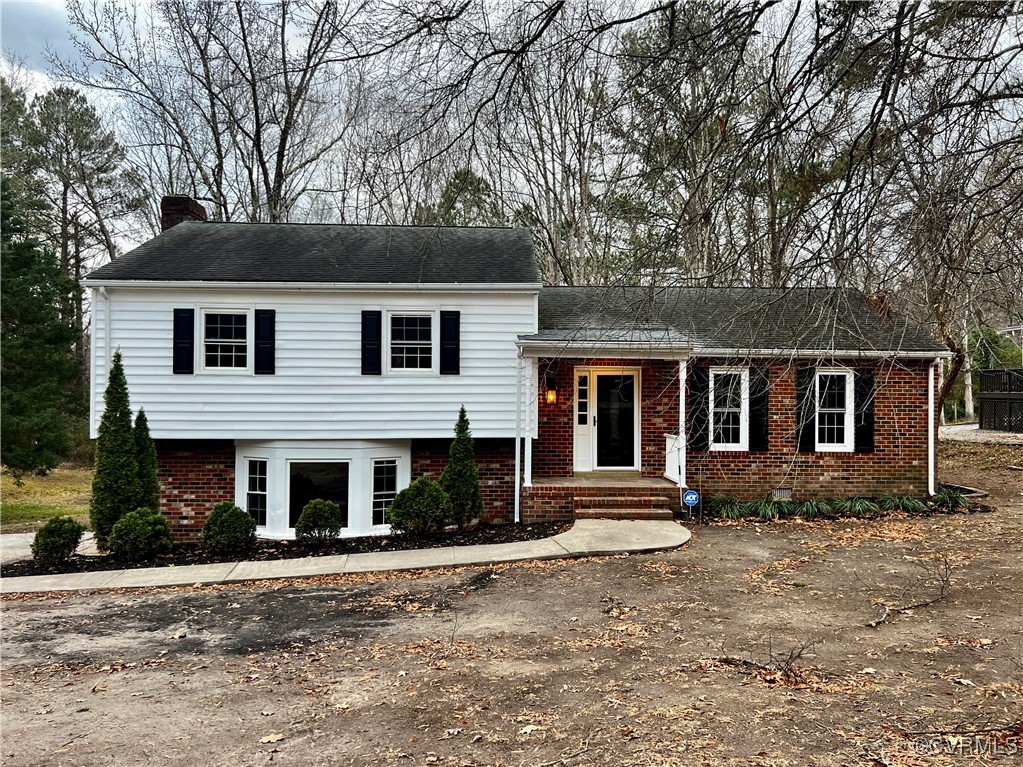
top-left (134, 408), bottom-right (160, 511)
top-left (90, 350), bottom-right (138, 550)
top-left (439, 406), bottom-right (483, 529)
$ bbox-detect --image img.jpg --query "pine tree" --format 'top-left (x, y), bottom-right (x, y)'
top-left (439, 406), bottom-right (483, 530)
top-left (90, 350), bottom-right (139, 550)
top-left (134, 408), bottom-right (160, 511)
top-left (0, 179), bottom-right (80, 481)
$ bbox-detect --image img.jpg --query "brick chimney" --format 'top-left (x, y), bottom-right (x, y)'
top-left (160, 195), bottom-right (208, 231)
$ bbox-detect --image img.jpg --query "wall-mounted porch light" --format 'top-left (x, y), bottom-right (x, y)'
top-left (542, 371), bottom-right (558, 405)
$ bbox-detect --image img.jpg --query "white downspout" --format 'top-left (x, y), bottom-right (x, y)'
top-left (678, 358), bottom-right (688, 490)
top-left (514, 351), bottom-right (523, 524)
top-left (928, 359), bottom-right (938, 496)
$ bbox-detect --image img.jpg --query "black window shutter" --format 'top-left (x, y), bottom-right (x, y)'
top-left (749, 367), bottom-right (770, 452)
top-left (173, 308), bottom-right (194, 374)
top-left (254, 309), bottom-right (275, 375)
top-left (796, 366), bottom-right (815, 452)
top-left (688, 365), bottom-right (710, 451)
top-left (439, 310), bottom-right (460, 375)
top-left (361, 310), bottom-right (382, 375)
top-left (854, 368), bottom-right (876, 453)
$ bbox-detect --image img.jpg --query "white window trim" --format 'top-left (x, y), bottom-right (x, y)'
top-left (371, 456), bottom-right (401, 528)
top-left (709, 367), bottom-right (750, 451)
top-left (385, 310), bottom-right (436, 374)
top-left (200, 307), bottom-right (252, 373)
top-left (815, 368), bottom-right (855, 452)
top-left (245, 457), bottom-right (268, 527)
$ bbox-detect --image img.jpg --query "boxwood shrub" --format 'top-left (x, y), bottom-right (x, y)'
top-left (202, 501), bottom-right (257, 555)
top-left (294, 499), bottom-right (344, 545)
top-left (387, 478), bottom-right (451, 539)
top-left (31, 515), bottom-right (85, 567)
top-left (108, 507), bottom-right (172, 562)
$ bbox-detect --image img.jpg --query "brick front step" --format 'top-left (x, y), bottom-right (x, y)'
top-left (572, 495), bottom-right (673, 510)
top-left (575, 508), bottom-right (676, 520)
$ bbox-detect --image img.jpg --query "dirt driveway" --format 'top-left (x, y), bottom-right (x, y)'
top-left (2, 443), bottom-right (1021, 766)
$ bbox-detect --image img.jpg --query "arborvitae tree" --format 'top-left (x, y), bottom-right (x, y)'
top-left (90, 350), bottom-right (138, 550)
top-left (134, 408), bottom-right (160, 511)
top-left (0, 179), bottom-right (80, 481)
top-left (439, 406), bottom-right (483, 530)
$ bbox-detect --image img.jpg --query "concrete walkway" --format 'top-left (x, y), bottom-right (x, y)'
top-left (0, 520), bottom-right (691, 595)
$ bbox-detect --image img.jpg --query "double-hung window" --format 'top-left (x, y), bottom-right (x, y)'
top-left (815, 369), bottom-right (854, 451)
top-left (246, 459), bottom-right (268, 526)
top-left (390, 314), bottom-right (432, 370)
top-left (709, 368), bottom-right (749, 451)
top-left (203, 311), bottom-right (248, 369)
top-left (372, 459), bottom-right (398, 526)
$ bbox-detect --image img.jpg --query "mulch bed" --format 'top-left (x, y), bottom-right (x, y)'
top-left (0, 521), bottom-right (572, 579)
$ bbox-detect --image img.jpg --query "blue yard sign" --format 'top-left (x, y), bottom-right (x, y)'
top-left (682, 489), bottom-right (700, 507)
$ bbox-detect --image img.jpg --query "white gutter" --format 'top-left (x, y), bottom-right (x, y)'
top-left (928, 359), bottom-right (938, 496)
top-left (693, 347), bottom-right (954, 359)
top-left (82, 279), bottom-right (543, 293)
top-left (514, 351), bottom-right (523, 524)
top-left (516, 341), bottom-right (951, 360)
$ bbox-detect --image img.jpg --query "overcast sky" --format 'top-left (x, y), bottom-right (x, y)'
top-left (1, 0), bottom-right (80, 84)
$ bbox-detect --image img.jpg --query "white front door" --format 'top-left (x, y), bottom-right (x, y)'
top-left (574, 367), bottom-right (641, 471)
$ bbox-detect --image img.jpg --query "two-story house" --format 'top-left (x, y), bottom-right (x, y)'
top-left (85, 196), bottom-right (949, 540)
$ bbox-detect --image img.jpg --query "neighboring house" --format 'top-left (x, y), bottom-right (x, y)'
top-left (85, 197), bottom-right (950, 540)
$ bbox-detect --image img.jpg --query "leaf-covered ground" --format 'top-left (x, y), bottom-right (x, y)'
top-left (1, 442), bottom-right (1021, 766)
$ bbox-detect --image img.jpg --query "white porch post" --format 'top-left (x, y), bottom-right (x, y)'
top-left (514, 351), bottom-right (523, 523)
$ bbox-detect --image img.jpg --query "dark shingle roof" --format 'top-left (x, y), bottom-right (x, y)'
top-left (86, 222), bottom-right (541, 285)
top-left (527, 286), bottom-right (946, 354)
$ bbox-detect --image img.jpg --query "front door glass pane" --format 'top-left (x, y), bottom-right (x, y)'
top-left (596, 374), bottom-right (635, 467)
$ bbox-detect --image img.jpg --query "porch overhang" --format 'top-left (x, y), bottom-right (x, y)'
top-left (516, 333), bottom-right (691, 360)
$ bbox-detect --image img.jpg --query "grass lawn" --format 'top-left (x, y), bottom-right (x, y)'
top-left (0, 467), bottom-right (92, 533)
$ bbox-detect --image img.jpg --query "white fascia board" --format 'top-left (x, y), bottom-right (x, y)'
top-left (81, 279), bottom-right (542, 293)
top-left (692, 347), bottom-right (954, 360)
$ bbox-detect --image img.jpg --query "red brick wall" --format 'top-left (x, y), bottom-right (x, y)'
top-left (685, 360), bottom-right (935, 500)
top-left (411, 438), bottom-right (517, 524)
top-left (530, 357), bottom-right (936, 501)
top-left (156, 440), bottom-right (235, 541)
top-left (533, 357), bottom-right (681, 478)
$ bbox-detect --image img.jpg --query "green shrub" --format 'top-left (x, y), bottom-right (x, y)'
top-left (90, 351), bottom-right (139, 550)
top-left (832, 497), bottom-right (881, 517)
top-left (709, 493), bottom-right (744, 520)
top-left (439, 406), bottom-right (483, 529)
top-left (31, 515), bottom-right (85, 567)
top-left (878, 495), bottom-right (928, 514)
top-left (202, 501), bottom-right (257, 555)
top-left (775, 499), bottom-right (800, 518)
top-left (745, 497), bottom-right (779, 521)
top-left (932, 486), bottom-right (968, 512)
top-left (387, 478), bottom-right (451, 538)
top-left (797, 499), bottom-right (832, 519)
top-left (108, 507), bottom-right (172, 562)
top-left (134, 408), bottom-right (160, 511)
top-left (294, 499), bottom-right (344, 545)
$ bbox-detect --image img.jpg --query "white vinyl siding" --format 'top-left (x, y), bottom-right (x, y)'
top-left (90, 288), bottom-right (536, 440)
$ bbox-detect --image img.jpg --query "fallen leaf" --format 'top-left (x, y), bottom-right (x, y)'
top-left (859, 668), bottom-right (877, 675)
top-left (955, 678), bottom-right (976, 686)
top-left (518, 725), bottom-right (545, 735)
top-left (260, 733), bottom-right (285, 743)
